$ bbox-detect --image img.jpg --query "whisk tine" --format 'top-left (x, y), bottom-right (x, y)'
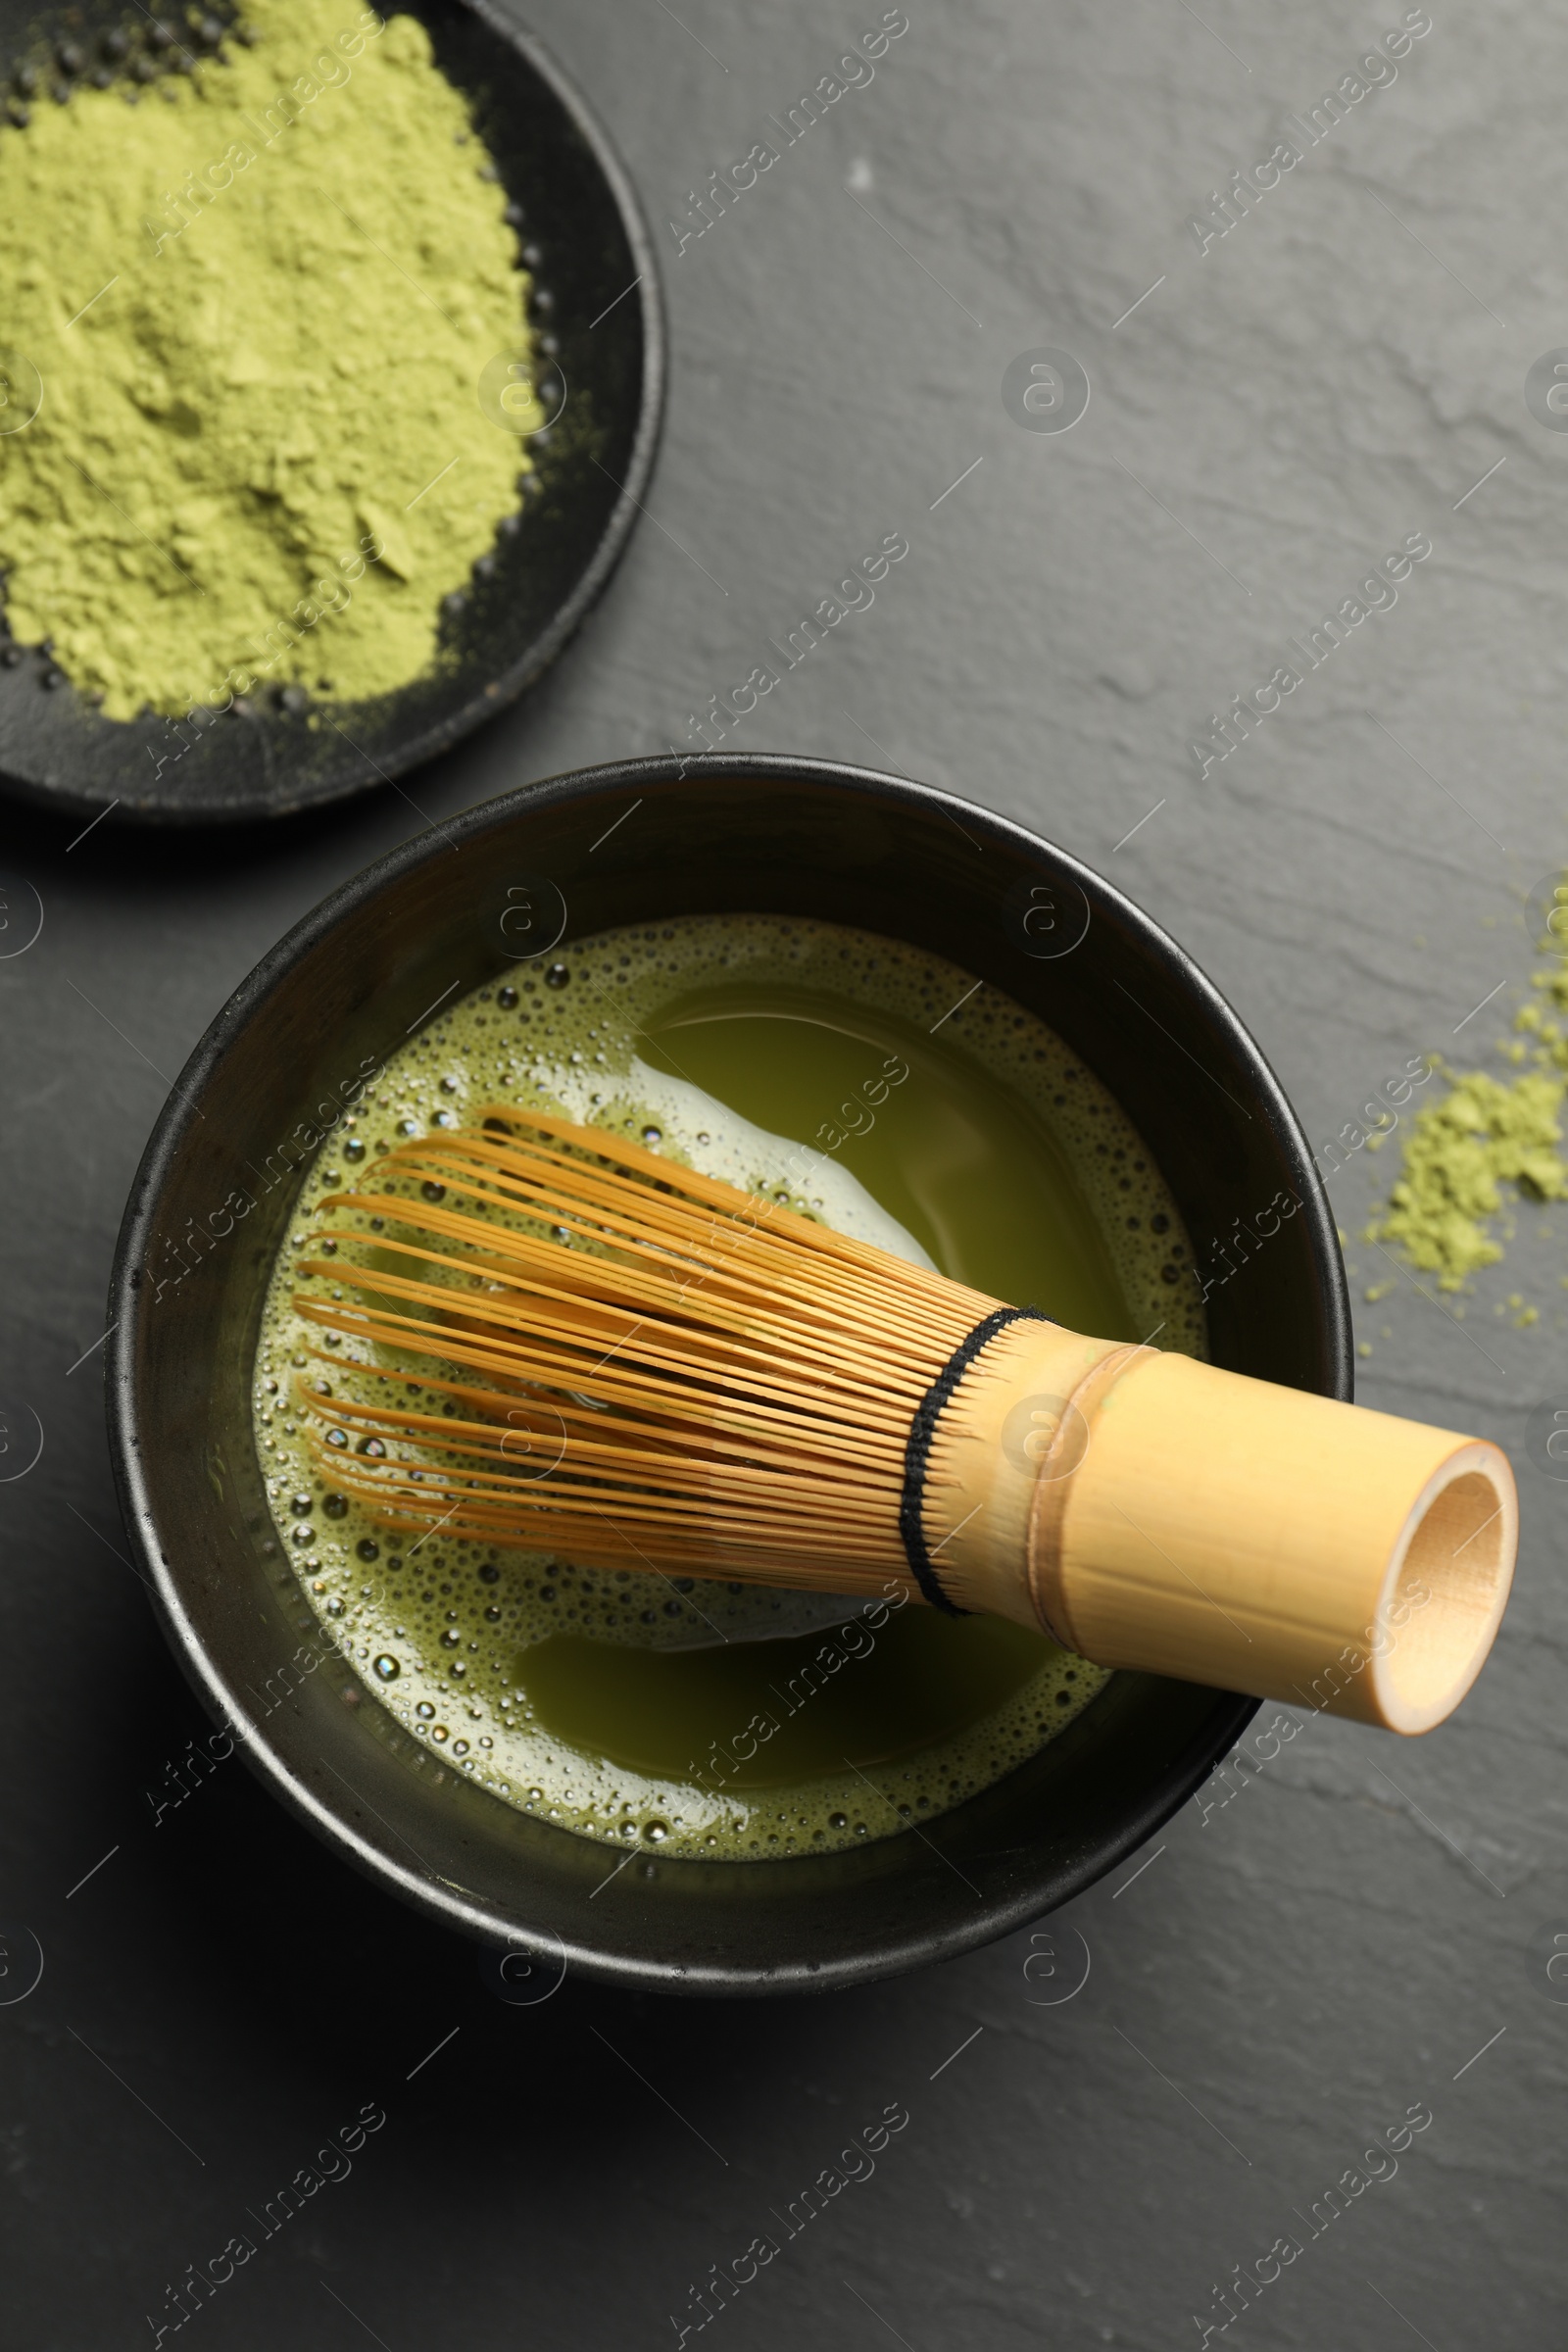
top-left (292, 1110), bottom-right (978, 1588)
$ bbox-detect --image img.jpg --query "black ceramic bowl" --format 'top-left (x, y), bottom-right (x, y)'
top-left (107, 756), bottom-right (1351, 1994)
top-left (0, 0), bottom-right (662, 824)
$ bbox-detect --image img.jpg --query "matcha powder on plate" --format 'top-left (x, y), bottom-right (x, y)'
top-left (0, 0), bottom-right (539, 718)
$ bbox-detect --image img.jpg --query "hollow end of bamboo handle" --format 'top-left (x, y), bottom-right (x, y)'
top-left (1027, 1354), bottom-right (1517, 1736)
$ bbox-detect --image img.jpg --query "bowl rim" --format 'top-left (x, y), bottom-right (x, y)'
top-left (0, 0), bottom-right (668, 828)
top-left (106, 753), bottom-right (1351, 1988)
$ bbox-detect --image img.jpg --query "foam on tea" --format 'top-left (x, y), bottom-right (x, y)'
top-left (251, 914), bottom-right (1204, 1859)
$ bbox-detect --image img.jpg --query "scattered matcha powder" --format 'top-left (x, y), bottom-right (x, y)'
top-left (1369, 950), bottom-right (1568, 1294)
top-left (0, 0), bottom-right (538, 717)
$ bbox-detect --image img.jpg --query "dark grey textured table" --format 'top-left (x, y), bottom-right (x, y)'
top-left (3, 1), bottom-right (1563, 2344)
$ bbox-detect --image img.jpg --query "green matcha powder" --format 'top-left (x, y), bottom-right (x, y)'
top-left (0, 0), bottom-right (537, 717)
top-left (1369, 906), bottom-right (1568, 1306)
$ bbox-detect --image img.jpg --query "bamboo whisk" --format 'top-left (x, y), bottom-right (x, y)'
top-left (291, 1109), bottom-right (1517, 1736)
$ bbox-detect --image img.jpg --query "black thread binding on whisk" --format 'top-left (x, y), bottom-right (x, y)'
top-left (898, 1304), bottom-right (1055, 1616)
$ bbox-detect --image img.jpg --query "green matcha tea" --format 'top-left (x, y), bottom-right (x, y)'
top-left (251, 914), bottom-right (1204, 1859)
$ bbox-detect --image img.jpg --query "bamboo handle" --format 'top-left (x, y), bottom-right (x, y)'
top-left (925, 1327), bottom-right (1516, 1734)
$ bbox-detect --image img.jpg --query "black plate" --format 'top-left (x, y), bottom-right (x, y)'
top-left (107, 756), bottom-right (1352, 1994)
top-left (0, 0), bottom-right (663, 824)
